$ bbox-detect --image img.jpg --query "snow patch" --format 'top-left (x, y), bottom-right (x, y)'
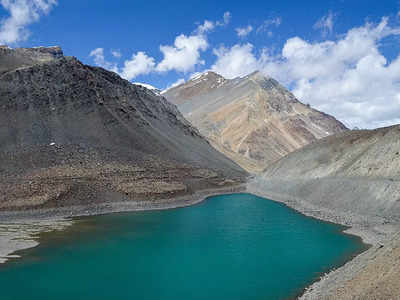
top-left (133, 82), bottom-right (159, 91)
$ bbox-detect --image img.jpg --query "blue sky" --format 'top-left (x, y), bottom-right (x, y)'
top-left (1, 0), bottom-right (400, 128)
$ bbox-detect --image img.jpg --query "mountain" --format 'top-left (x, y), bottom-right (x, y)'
top-left (0, 46), bottom-right (247, 211)
top-left (262, 125), bottom-right (400, 180)
top-left (253, 124), bottom-right (400, 220)
top-left (163, 70), bottom-right (347, 173)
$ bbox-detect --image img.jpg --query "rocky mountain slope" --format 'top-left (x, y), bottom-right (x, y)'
top-left (0, 46), bottom-right (247, 211)
top-left (263, 125), bottom-right (400, 179)
top-left (164, 71), bottom-right (347, 173)
top-left (257, 125), bottom-right (400, 220)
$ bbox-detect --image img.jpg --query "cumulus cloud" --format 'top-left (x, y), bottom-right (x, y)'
top-left (156, 34), bottom-right (208, 73)
top-left (155, 12), bottom-right (233, 73)
top-left (91, 31), bottom-right (209, 79)
top-left (0, 0), bottom-right (57, 45)
top-left (90, 12), bottom-right (230, 79)
top-left (90, 48), bottom-right (155, 81)
top-left (259, 18), bottom-right (400, 128)
top-left (120, 51), bottom-right (155, 81)
top-left (89, 48), bottom-right (119, 73)
top-left (90, 34), bottom-right (207, 78)
top-left (211, 43), bottom-right (259, 78)
top-left (236, 25), bottom-right (253, 38)
top-left (313, 11), bottom-right (334, 36)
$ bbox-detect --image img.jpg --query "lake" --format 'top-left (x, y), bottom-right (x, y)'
top-left (0, 193), bottom-right (366, 300)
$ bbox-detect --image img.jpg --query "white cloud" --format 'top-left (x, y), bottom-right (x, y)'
top-left (90, 48), bottom-right (155, 81)
top-left (120, 51), bottom-right (155, 81)
top-left (259, 17), bottom-right (400, 129)
top-left (236, 25), bottom-right (253, 38)
top-left (111, 50), bottom-right (121, 58)
top-left (155, 12), bottom-right (232, 73)
top-left (90, 12), bottom-right (229, 78)
top-left (211, 43), bottom-right (258, 78)
top-left (89, 48), bottom-right (119, 73)
top-left (156, 34), bottom-right (208, 73)
top-left (256, 17), bottom-right (282, 34)
top-left (90, 31), bottom-right (207, 78)
top-left (0, 0), bottom-right (57, 45)
top-left (90, 32), bottom-right (208, 79)
top-left (313, 11), bottom-right (334, 37)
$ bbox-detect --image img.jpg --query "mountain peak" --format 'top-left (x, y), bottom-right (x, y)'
top-left (164, 68), bottom-right (347, 173)
top-left (241, 70), bottom-right (284, 92)
top-left (164, 70), bottom-right (227, 102)
top-left (190, 70), bottom-right (225, 82)
top-left (189, 71), bottom-right (227, 89)
top-left (244, 70), bottom-right (272, 81)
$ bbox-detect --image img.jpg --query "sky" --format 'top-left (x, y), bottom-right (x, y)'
top-left (0, 0), bottom-right (400, 129)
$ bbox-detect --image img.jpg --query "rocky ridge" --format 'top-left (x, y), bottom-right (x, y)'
top-left (164, 70), bottom-right (347, 173)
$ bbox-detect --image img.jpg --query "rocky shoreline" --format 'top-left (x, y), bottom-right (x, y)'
top-left (247, 181), bottom-right (396, 245)
top-left (247, 180), bottom-right (400, 300)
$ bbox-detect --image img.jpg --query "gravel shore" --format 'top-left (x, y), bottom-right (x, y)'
top-left (0, 220), bottom-right (72, 264)
top-left (247, 179), bottom-right (400, 300)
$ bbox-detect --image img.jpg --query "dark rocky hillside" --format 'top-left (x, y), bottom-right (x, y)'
top-left (0, 46), bottom-right (247, 211)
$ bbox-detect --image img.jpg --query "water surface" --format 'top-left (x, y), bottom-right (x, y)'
top-left (0, 193), bottom-right (366, 300)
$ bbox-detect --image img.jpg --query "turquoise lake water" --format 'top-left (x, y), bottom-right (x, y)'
top-left (0, 193), bottom-right (366, 300)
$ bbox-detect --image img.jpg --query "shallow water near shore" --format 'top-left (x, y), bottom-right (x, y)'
top-left (0, 193), bottom-right (366, 300)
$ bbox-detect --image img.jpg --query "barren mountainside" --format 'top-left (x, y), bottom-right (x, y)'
top-left (253, 124), bottom-right (400, 221)
top-left (0, 46), bottom-right (247, 211)
top-left (263, 125), bottom-right (400, 179)
top-left (164, 71), bottom-right (347, 173)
